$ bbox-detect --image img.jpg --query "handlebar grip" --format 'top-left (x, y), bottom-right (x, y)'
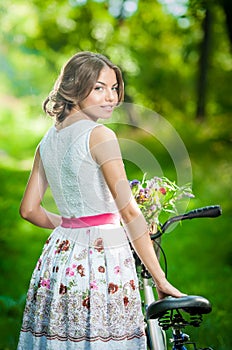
top-left (183, 205), bottom-right (222, 219)
top-left (150, 205), bottom-right (222, 239)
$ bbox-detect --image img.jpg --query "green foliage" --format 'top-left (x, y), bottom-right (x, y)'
top-left (131, 175), bottom-right (193, 225)
top-left (0, 0), bottom-right (231, 119)
top-left (0, 0), bottom-right (231, 349)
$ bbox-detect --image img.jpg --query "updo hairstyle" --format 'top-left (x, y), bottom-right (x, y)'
top-left (43, 51), bottom-right (124, 123)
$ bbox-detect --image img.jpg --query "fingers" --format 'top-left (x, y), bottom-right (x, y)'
top-left (156, 280), bottom-right (187, 299)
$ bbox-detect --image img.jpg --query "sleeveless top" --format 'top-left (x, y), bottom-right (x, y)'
top-left (39, 119), bottom-right (118, 218)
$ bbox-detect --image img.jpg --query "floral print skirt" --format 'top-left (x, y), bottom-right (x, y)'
top-left (17, 223), bottom-right (146, 349)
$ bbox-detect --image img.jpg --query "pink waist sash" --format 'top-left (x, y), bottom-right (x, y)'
top-left (61, 213), bottom-right (120, 228)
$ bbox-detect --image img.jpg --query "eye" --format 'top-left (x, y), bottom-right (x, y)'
top-left (112, 86), bottom-right (119, 91)
top-left (94, 85), bottom-right (104, 91)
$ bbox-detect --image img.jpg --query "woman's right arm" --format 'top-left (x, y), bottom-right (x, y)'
top-left (90, 125), bottom-right (185, 299)
top-left (19, 146), bottom-right (61, 229)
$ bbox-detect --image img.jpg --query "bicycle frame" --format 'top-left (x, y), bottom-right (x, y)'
top-left (143, 274), bottom-right (167, 350)
top-left (136, 205), bottom-right (222, 350)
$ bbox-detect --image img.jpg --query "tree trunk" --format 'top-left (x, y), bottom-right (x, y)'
top-left (220, 0), bottom-right (232, 46)
top-left (196, 7), bottom-right (212, 120)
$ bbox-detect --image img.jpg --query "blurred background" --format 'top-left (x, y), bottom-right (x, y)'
top-left (0, 0), bottom-right (231, 349)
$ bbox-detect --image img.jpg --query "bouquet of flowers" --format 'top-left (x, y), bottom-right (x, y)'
top-left (130, 175), bottom-right (194, 230)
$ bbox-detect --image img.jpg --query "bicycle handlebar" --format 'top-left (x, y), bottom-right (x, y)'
top-left (182, 205), bottom-right (222, 219)
top-left (150, 205), bottom-right (222, 240)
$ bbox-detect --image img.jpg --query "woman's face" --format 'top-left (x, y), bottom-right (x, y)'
top-left (78, 66), bottom-right (119, 121)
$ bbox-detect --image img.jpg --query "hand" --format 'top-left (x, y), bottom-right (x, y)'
top-left (155, 278), bottom-right (187, 300)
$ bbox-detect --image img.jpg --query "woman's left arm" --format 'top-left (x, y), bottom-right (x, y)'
top-left (19, 146), bottom-right (61, 229)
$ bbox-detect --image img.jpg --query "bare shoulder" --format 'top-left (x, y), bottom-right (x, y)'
top-left (90, 125), bottom-right (121, 164)
top-left (33, 144), bottom-right (41, 163)
top-left (90, 124), bottom-right (117, 147)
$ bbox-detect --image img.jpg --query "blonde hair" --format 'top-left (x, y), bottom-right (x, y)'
top-left (43, 51), bottom-right (124, 123)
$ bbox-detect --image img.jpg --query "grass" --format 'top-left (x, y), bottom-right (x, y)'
top-left (0, 115), bottom-right (231, 349)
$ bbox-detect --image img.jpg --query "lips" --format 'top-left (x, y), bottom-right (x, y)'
top-left (101, 105), bottom-right (114, 112)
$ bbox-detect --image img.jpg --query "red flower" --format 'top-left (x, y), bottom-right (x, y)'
top-left (46, 237), bottom-right (51, 245)
top-left (98, 266), bottom-right (105, 273)
top-left (159, 187), bottom-right (166, 195)
top-left (108, 283), bottom-right (118, 294)
top-left (56, 240), bottom-right (70, 254)
top-left (130, 280), bottom-right (136, 290)
top-left (124, 296), bottom-right (129, 307)
top-left (77, 264), bottom-right (85, 277)
top-left (59, 283), bottom-right (67, 295)
top-left (94, 238), bottom-right (104, 252)
top-left (82, 296), bottom-right (90, 309)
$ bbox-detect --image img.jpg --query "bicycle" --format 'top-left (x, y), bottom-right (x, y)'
top-left (134, 205), bottom-right (222, 350)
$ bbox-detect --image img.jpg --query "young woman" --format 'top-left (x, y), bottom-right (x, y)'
top-left (17, 51), bottom-right (185, 350)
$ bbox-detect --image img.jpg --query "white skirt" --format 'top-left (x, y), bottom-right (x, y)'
top-left (17, 223), bottom-right (147, 349)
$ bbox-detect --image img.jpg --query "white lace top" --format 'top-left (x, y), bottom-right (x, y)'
top-left (39, 119), bottom-right (118, 218)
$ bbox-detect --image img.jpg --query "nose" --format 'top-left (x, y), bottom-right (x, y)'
top-left (105, 88), bottom-right (115, 102)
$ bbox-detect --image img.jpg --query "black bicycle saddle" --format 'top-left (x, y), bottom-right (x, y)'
top-left (147, 295), bottom-right (212, 320)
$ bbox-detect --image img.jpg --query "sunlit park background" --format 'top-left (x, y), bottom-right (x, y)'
top-left (0, 0), bottom-right (231, 349)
